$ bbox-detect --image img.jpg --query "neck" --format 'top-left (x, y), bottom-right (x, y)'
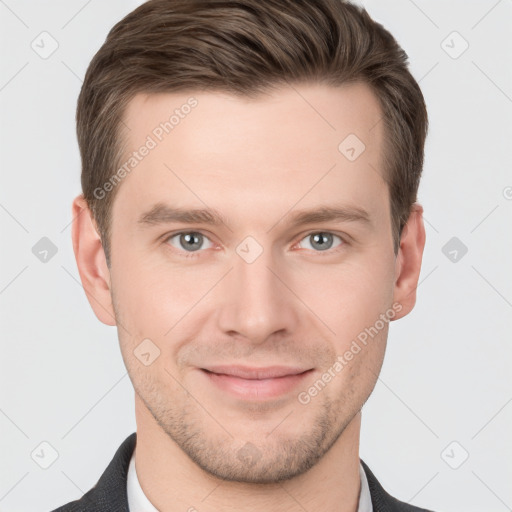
top-left (134, 394), bottom-right (362, 512)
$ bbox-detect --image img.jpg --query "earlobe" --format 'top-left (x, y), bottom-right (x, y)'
top-left (391, 203), bottom-right (426, 320)
top-left (71, 194), bottom-right (116, 326)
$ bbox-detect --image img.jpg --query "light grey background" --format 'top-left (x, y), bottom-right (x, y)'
top-left (1, 1), bottom-right (511, 511)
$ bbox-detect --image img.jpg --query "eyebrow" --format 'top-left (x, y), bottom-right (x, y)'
top-left (137, 202), bottom-right (372, 229)
top-left (138, 203), bottom-right (228, 227)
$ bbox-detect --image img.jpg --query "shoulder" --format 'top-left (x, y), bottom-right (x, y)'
top-left (360, 459), bottom-right (437, 512)
top-left (49, 432), bottom-right (137, 512)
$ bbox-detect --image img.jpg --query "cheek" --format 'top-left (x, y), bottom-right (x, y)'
top-left (296, 254), bottom-right (395, 342)
top-left (111, 250), bottom-right (218, 342)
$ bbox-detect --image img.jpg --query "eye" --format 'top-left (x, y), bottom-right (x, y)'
top-left (165, 231), bottom-right (214, 254)
top-left (296, 232), bottom-right (345, 252)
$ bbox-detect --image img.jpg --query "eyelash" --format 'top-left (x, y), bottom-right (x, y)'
top-left (162, 230), bottom-right (348, 259)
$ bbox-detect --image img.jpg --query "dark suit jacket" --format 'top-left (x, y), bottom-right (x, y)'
top-left (51, 432), bottom-right (435, 511)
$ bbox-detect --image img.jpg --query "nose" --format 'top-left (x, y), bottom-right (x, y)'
top-left (215, 243), bottom-right (300, 345)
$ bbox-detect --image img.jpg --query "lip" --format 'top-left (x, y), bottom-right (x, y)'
top-left (202, 365), bottom-right (310, 379)
top-left (200, 365), bottom-right (313, 400)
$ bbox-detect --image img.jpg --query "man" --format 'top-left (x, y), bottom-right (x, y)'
top-left (53, 0), bottom-right (433, 510)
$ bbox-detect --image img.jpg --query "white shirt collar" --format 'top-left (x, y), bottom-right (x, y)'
top-left (358, 458), bottom-right (373, 512)
top-left (127, 449), bottom-right (373, 512)
top-left (127, 450), bottom-right (159, 512)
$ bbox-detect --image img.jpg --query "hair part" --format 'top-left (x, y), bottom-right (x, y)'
top-left (77, 0), bottom-right (428, 266)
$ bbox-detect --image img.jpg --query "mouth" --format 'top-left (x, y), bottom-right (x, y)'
top-left (199, 365), bottom-right (314, 400)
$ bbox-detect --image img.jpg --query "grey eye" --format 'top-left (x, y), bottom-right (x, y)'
top-left (167, 232), bottom-right (213, 252)
top-left (299, 232), bottom-right (343, 252)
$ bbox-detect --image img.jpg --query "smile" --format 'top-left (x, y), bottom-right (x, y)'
top-left (199, 366), bottom-right (314, 400)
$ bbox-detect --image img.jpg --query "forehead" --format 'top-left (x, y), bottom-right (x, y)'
top-left (121, 82), bottom-right (383, 152)
top-left (113, 82), bottom-right (387, 229)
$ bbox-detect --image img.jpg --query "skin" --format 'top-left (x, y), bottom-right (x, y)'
top-left (72, 82), bottom-right (426, 512)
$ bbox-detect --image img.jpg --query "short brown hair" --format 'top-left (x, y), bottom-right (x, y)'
top-left (77, 0), bottom-right (428, 266)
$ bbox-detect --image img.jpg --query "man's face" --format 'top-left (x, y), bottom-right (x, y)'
top-left (107, 83), bottom-right (400, 482)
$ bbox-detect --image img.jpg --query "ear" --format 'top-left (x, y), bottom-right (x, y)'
top-left (391, 203), bottom-right (426, 320)
top-left (71, 194), bottom-right (116, 326)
